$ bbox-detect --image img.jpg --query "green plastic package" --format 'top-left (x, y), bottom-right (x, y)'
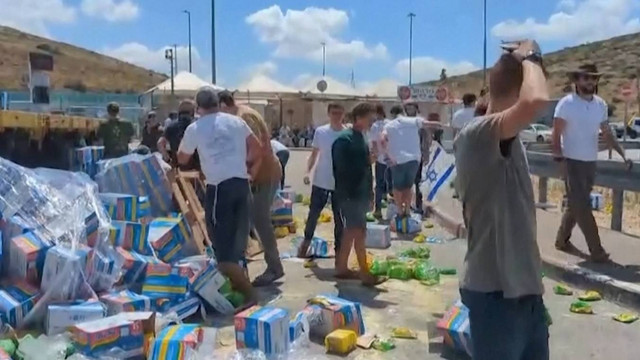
top-left (414, 262), bottom-right (440, 284)
top-left (438, 268), bottom-right (457, 275)
top-left (570, 301), bottom-right (593, 314)
top-left (225, 291), bottom-right (245, 308)
top-left (0, 339), bottom-right (16, 356)
top-left (388, 263), bottom-right (413, 280)
top-left (399, 246), bottom-right (431, 260)
top-left (219, 278), bottom-right (233, 295)
top-left (366, 212), bottom-right (376, 222)
top-left (372, 338), bottom-right (395, 352)
top-left (370, 260), bottom-right (389, 276)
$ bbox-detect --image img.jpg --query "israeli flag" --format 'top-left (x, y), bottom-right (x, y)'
top-left (420, 142), bottom-right (456, 202)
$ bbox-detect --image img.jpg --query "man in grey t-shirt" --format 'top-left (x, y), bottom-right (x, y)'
top-left (454, 40), bottom-right (549, 360)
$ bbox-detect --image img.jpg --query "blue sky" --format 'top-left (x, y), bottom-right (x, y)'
top-left (2, 0), bottom-right (640, 94)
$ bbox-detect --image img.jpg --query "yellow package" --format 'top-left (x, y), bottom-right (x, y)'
top-left (302, 196), bottom-right (311, 206)
top-left (578, 290), bottom-right (602, 302)
top-left (275, 227), bottom-right (289, 238)
top-left (325, 329), bottom-right (357, 355)
top-left (391, 327), bottom-right (417, 339)
top-left (613, 313), bottom-right (639, 324)
top-left (319, 210), bottom-right (332, 223)
top-left (413, 234), bottom-right (426, 243)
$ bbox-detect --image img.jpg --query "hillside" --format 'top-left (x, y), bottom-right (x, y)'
top-left (0, 26), bottom-right (167, 93)
top-left (423, 32), bottom-right (640, 117)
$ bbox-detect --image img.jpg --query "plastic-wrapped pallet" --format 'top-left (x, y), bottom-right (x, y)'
top-left (0, 158), bottom-right (121, 329)
top-left (95, 154), bottom-right (172, 217)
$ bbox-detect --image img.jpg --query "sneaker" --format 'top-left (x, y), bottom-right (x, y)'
top-left (590, 252), bottom-right (610, 263)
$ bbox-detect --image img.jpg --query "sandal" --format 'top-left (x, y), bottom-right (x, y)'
top-left (335, 270), bottom-right (360, 280)
top-left (297, 239), bottom-right (312, 258)
top-left (362, 275), bottom-right (388, 287)
top-left (252, 270), bottom-right (285, 287)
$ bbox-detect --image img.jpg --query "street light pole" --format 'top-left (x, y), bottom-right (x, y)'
top-left (211, 0), bottom-right (217, 84)
top-left (165, 49), bottom-right (174, 95)
top-left (482, 0), bottom-right (487, 89)
top-left (408, 12), bottom-right (416, 85)
top-left (321, 42), bottom-right (326, 77)
top-left (183, 10), bottom-right (192, 73)
top-left (173, 44), bottom-right (178, 73)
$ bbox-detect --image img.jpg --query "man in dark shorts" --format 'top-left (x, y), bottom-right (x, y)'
top-left (332, 103), bottom-right (384, 286)
top-left (177, 87), bottom-right (262, 306)
top-left (159, 100), bottom-right (200, 170)
top-left (454, 40), bottom-right (549, 359)
top-left (97, 102), bottom-right (134, 159)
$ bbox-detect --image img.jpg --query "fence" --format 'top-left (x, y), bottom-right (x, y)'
top-left (527, 151), bottom-right (640, 231)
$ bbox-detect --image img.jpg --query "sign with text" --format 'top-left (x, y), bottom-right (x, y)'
top-left (397, 85), bottom-right (449, 103)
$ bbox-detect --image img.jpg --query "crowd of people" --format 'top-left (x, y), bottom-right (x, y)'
top-left (90, 38), bottom-right (637, 359)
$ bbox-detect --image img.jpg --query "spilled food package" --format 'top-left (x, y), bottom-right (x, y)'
top-left (117, 247), bottom-right (161, 285)
top-left (0, 280), bottom-right (41, 328)
top-left (235, 306), bottom-right (290, 358)
top-left (141, 262), bottom-right (190, 299)
top-left (436, 299), bottom-right (472, 357)
top-left (148, 324), bottom-right (203, 360)
top-left (9, 231), bottom-right (52, 284)
top-left (271, 195), bottom-right (293, 226)
top-left (147, 217), bottom-right (192, 263)
top-left (46, 300), bottom-right (107, 335)
top-left (71, 315), bottom-right (145, 358)
top-left (306, 295), bottom-right (365, 338)
top-left (99, 289), bottom-right (152, 315)
top-left (190, 261), bottom-right (235, 315)
top-left (111, 220), bottom-right (152, 255)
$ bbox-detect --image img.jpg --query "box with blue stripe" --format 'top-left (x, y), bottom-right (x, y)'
top-left (142, 262), bottom-right (190, 299)
top-left (40, 245), bottom-right (91, 296)
top-left (148, 324), bottom-right (203, 360)
top-left (46, 300), bottom-right (107, 335)
top-left (9, 231), bottom-right (52, 284)
top-left (99, 290), bottom-right (151, 315)
top-left (0, 280), bottom-right (41, 328)
top-left (436, 299), bottom-right (472, 357)
top-left (148, 217), bottom-right (190, 263)
top-left (116, 247), bottom-right (161, 284)
top-left (71, 315), bottom-right (145, 358)
top-left (235, 306), bottom-right (290, 357)
top-left (111, 221), bottom-right (152, 255)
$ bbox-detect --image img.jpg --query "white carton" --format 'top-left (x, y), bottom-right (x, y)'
top-left (46, 301), bottom-right (107, 335)
top-left (366, 224), bottom-right (391, 249)
top-left (190, 262), bottom-right (234, 314)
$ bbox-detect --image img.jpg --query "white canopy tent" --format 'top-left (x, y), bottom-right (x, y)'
top-left (145, 72), bottom-right (224, 94)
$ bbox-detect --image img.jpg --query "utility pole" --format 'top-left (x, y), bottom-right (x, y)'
top-left (211, 0), bottom-right (217, 84)
top-left (408, 12), bottom-right (416, 85)
top-left (321, 42), bottom-right (326, 77)
top-left (173, 44), bottom-right (178, 73)
top-left (482, 0), bottom-right (487, 89)
top-left (183, 10), bottom-right (192, 72)
top-left (165, 49), bottom-right (174, 95)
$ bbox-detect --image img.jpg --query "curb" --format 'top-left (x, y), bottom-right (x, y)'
top-left (426, 204), bottom-right (640, 312)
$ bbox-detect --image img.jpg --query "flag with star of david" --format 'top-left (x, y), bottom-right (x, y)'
top-left (420, 142), bottom-right (456, 203)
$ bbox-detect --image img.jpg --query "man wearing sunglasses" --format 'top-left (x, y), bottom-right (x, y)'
top-left (552, 63), bottom-right (631, 263)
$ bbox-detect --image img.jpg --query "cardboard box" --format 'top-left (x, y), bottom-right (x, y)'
top-left (99, 193), bottom-right (141, 222)
top-left (9, 231), bottom-right (52, 284)
top-left (365, 224), bottom-right (391, 249)
top-left (0, 280), bottom-right (41, 328)
top-left (111, 220), bottom-right (152, 255)
top-left (235, 306), bottom-right (290, 357)
top-left (276, 188), bottom-right (296, 202)
top-left (116, 247), bottom-right (161, 284)
top-left (190, 262), bottom-right (234, 315)
top-left (46, 300), bottom-right (107, 335)
top-left (271, 197), bottom-right (293, 226)
top-left (147, 217), bottom-right (189, 263)
top-left (306, 295), bottom-right (365, 338)
top-left (436, 299), bottom-right (472, 357)
top-left (86, 248), bottom-right (118, 293)
top-left (72, 315), bottom-right (145, 358)
top-left (99, 290), bottom-right (151, 315)
top-left (142, 263), bottom-right (190, 299)
top-left (161, 294), bottom-right (202, 321)
top-left (40, 245), bottom-right (90, 293)
top-left (148, 324), bottom-right (203, 360)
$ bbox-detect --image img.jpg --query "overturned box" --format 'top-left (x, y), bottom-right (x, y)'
top-left (235, 306), bottom-right (290, 358)
top-left (116, 247), bottom-right (161, 285)
top-left (436, 299), bottom-right (472, 357)
top-left (147, 217), bottom-right (190, 263)
top-left (9, 231), bottom-right (52, 285)
top-left (149, 324), bottom-right (203, 360)
top-left (190, 261), bottom-right (234, 315)
top-left (365, 224), bottom-right (391, 249)
top-left (306, 295), bottom-right (365, 338)
top-left (0, 280), bottom-right (41, 328)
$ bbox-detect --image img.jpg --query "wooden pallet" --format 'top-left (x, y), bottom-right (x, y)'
top-left (172, 170), bottom-right (210, 254)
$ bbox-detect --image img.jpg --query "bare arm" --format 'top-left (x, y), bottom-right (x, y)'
top-left (177, 148), bottom-right (192, 166)
top-left (380, 130), bottom-right (395, 165)
top-left (306, 148), bottom-right (319, 175)
top-left (552, 117), bottom-right (565, 158)
top-left (601, 122), bottom-right (626, 160)
top-left (157, 136), bottom-right (170, 160)
top-left (246, 134), bottom-right (263, 180)
top-left (498, 60), bottom-right (549, 139)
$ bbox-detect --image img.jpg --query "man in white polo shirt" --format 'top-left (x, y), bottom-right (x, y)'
top-left (552, 63), bottom-right (631, 262)
top-left (178, 86), bottom-right (262, 306)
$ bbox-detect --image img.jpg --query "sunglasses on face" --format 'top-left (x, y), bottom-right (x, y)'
top-left (579, 74), bottom-right (599, 81)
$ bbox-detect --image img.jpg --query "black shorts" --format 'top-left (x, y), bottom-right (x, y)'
top-left (204, 178), bottom-right (251, 263)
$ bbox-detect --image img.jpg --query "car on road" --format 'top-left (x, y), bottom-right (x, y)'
top-left (521, 123), bottom-right (553, 143)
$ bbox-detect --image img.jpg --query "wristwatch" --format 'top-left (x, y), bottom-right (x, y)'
top-left (523, 50), bottom-right (543, 65)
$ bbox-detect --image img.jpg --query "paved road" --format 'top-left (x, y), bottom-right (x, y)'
top-left (221, 148), bottom-right (640, 360)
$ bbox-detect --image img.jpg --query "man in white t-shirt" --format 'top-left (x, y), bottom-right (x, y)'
top-left (178, 86), bottom-right (262, 305)
top-left (452, 93), bottom-right (477, 136)
top-left (271, 139), bottom-right (289, 189)
top-left (299, 103), bottom-right (348, 274)
top-left (552, 64), bottom-right (630, 263)
top-left (369, 104), bottom-right (392, 219)
top-left (382, 104), bottom-right (442, 217)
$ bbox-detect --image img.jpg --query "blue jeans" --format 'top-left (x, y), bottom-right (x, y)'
top-left (303, 186), bottom-right (343, 251)
top-left (461, 289), bottom-right (549, 360)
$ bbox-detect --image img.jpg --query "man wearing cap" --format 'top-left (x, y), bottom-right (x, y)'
top-left (159, 100), bottom-right (200, 170)
top-left (217, 90), bottom-right (285, 287)
top-left (97, 102), bottom-right (134, 159)
top-left (177, 86), bottom-right (262, 305)
top-left (552, 63), bottom-right (631, 262)
top-left (141, 111), bottom-right (162, 152)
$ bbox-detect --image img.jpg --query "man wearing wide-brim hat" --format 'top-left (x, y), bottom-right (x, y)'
top-left (552, 63), bottom-right (632, 263)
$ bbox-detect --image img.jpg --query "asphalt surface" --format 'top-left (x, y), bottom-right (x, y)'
top-left (221, 148), bottom-right (640, 360)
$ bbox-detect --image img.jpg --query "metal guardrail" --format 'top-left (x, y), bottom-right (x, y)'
top-left (527, 151), bottom-right (639, 231)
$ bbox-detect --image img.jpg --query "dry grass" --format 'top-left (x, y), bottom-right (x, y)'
top-left (423, 32), bottom-right (640, 117)
top-left (531, 176), bottom-right (640, 237)
top-left (0, 26), bottom-right (167, 93)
